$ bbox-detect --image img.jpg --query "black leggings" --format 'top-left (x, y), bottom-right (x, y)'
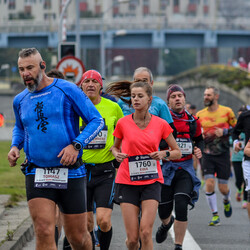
top-left (159, 193), bottom-right (190, 222)
top-left (158, 169), bottom-right (193, 222)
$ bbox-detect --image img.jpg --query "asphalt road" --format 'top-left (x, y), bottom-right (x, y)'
top-left (23, 172), bottom-right (250, 250)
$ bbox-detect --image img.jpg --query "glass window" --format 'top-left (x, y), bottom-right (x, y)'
top-left (160, 0), bottom-right (169, 9)
top-left (44, 0), bottom-right (51, 9)
top-left (129, 2), bottom-right (136, 11)
top-left (173, 0), bottom-right (179, 13)
top-left (8, 0), bottom-right (16, 9)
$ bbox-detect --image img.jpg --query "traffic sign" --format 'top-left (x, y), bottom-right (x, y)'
top-left (56, 56), bottom-right (85, 85)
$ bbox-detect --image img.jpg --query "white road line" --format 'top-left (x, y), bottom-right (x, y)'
top-left (169, 213), bottom-right (201, 250)
top-left (169, 227), bottom-right (201, 250)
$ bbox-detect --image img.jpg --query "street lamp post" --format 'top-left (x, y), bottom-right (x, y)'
top-left (100, 0), bottom-right (130, 79)
top-left (58, 0), bottom-right (72, 44)
top-left (75, 0), bottom-right (80, 58)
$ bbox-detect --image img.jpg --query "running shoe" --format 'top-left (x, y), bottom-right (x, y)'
top-left (208, 215), bottom-right (220, 226)
top-left (224, 200), bottom-right (232, 217)
top-left (155, 215), bottom-right (174, 243)
top-left (235, 191), bottom-right (242, 202)
top-left (63, 236), bottom-right (72, 249)
top-left (174, 245), bottom-right (183, 250)
top-left (242, 201), bottom-right (247, 209)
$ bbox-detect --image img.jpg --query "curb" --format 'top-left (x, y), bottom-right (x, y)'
top-left (0, 195), bottom-right (10, 220)
top-left (0, 217), bottom-right (34, 250)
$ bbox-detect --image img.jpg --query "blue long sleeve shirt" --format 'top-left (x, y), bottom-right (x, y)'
top-left (11, 78), bottom-right (104, 178)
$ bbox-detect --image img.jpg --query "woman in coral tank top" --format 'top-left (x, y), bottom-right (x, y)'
top-left (107, 81), bottom-right (181, 250)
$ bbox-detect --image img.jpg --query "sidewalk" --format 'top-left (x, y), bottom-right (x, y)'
top-left (0, 195), bottom-right (33, 250)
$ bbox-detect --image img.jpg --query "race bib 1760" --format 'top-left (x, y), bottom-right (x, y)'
top-left (128, 155), bottom-right (158, 181)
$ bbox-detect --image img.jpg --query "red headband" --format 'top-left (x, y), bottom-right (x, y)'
top-left (81, 70), bottom-right (103, 87)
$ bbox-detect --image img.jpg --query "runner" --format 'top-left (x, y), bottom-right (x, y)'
top-left (232, 107), bottom-right (250, 221)
top-left (231, 105), bottom-right (248, 208)
top-left (80, 70), bottom-right (123, 250)
top-left (108, 80), bottom-right (181, 249)
top-left (7, 48), bottom-right (104, 250)
top-left (155, 84), bottom-right (203, 250)
top-left (196, 86), bottom-right (236, 226)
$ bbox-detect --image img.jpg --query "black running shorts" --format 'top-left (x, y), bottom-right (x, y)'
top-left (202, 151), bottom-right (231, 180)
top-left (26, 175), bottom-right (87, 214)
top-left (87, 171), bottom-right (116, 212)
top-left (114, 181), bottom-right (161, 207)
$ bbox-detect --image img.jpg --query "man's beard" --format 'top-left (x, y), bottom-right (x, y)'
top-left (23, 71), bottom-right (43, 93)
top-left (204, 99), bottom-right (214, 107)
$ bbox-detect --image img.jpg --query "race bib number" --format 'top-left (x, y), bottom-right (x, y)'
top-left (34, 168), bottom-right (68, 189)
top-left (128, 155), bottom-right (158, 181)
top-left (176, 138), bottom-right (193, 155)
top-left (85, 127), bottom-right (108, 149)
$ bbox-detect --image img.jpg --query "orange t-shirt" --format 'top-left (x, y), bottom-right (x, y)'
top-left (196, 105), bottom-right (237, 155)
top-left (113, 114), bottom-right (173, 185)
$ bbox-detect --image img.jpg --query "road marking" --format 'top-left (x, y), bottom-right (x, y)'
top-left (169, 212), bottom-right (201, 250)
top-left (169, 227), bottom-right (201, 250)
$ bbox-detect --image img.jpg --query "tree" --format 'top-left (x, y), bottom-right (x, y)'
top-left (163, 48), bottom-right (196, 76)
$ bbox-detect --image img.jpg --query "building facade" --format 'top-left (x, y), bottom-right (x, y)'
top-left (1, 0), bottom-right (250, 32)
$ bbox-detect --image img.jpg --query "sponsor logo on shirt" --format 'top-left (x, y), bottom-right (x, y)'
top-left (30, 91), bottom-right (52, 99)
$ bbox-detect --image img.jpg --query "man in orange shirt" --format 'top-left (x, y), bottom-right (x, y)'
top-left (197, 86), bottom-right (236, 226)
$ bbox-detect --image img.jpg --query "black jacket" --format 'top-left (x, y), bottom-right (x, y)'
top-left (232, 110), bottom-right (250, 160)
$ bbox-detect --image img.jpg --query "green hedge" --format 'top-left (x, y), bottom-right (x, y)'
top-left (170, 64), bottom-right (250, 91)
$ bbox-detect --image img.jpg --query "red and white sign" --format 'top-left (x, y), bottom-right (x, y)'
top-left (56, 56), bottom-right (85, 86)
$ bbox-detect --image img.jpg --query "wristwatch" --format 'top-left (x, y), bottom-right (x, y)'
top-left (71, 141), bottom-right (82, 151)
top-left (164, 151), bottom-right (170, 160)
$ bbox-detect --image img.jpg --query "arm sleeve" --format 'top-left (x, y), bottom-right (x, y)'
top-left (11, 97), bottom-right (25, 150)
